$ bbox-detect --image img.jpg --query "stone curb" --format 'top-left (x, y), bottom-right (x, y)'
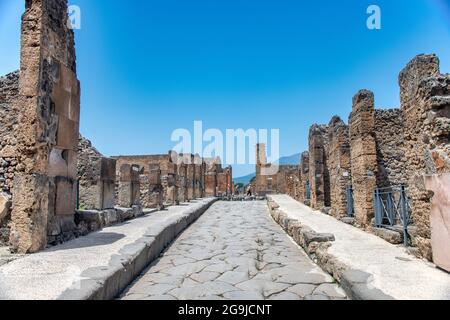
top-left (266, 196), bottom-right (394, 300)
top-left (57, 198), bottom-right (218, 300)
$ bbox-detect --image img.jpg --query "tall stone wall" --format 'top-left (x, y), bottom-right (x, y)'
top-left (308, 124), bottom-right (330, 210)
top-left (327, 116), bottom-right (351, 218)
top-left (399, 54), bottom-right (450, 260)
top-left (374, 109), bottom-right (407, 188)
top-left (9, 0), bottom-right (80, 253)
top-left (349, 90), bottom-right (378, 227)
top-left (0, 72), bottom-right (20, 197)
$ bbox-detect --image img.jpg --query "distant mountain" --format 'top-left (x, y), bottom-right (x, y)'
top-left (234, 173), bottom-right (256, 186)
top-left (233, 153), bottom-right (300, 185)
top-left (276, 153), bottom-right (301, 165)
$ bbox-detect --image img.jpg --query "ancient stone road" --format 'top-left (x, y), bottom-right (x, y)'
top-left (120, 201), bottom-right (346, 300)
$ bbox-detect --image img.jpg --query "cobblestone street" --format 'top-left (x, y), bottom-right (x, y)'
top-left (120, 201), bottom-right (346, 300)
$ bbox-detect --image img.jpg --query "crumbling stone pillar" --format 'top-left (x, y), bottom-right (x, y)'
top-left (10, 0), bottom-right (80, 253)
top-left (308, 125), bottom-right (330, 210)
top-left (327, 116), bottom-right (351, 218)
top-left (204, 173), bottom-right (217, 197)
top-left (117, 164), bottom-right (140, 208)
top-left (298, 152), bottom-right (310, 204)
top-left (78, 157), bottom-right (116, 210)
top-left (255, 143), bottom-right (268, 195)
top-left (399, 54), bottom-right (450, 260)
top-left (140, 164), bottom-right (163, 209)
top-left (187, 161), bottom-right (195, 200)
top-left (217, 172), bottom-right (227, 196)
top-left (162, 174), bottom-right (178, 206)
top-left (193, 154), bottom-right (203, 198)
top-left (176, 162), bottom-right (188, 203)
top-left (161, 154), bottom-right (178, 205)
top-left (349, 90), bottom-right (378, 227)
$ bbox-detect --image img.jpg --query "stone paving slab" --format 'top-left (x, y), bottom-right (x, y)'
top-left (120, 201), bottom-right (347, 300)
top-left (268, 195), bottom-right (450, 300)
top-left (0, 198), bottom-right (217, 300)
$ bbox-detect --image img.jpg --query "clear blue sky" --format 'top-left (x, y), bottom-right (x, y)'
top-left (1, 0), bottom-right (450, 177)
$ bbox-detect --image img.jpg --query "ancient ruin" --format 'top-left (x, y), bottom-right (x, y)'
top-left (255, 143), bottom-right (300, 196)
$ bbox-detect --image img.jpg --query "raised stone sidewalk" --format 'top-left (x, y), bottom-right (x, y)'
top-left (0, 198), bottom-right (217, 300)
top-left (268, 195), bottom-right (450, 300)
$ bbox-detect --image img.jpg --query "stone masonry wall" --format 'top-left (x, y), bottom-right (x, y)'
top-left (0, 72), bottom-right (20, 245)
top-left (374, 109), bottom-right (407, 188)
top-left (327, 116), bottom-right (351, 219)
top-left (0, 72), bottom-right (20, 197)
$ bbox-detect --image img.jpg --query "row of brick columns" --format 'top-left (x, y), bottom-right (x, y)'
top-left (289, 55), bottom-right (449, 264)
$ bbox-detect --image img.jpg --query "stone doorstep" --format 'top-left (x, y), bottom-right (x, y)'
top-left (266, 197), bottom-right (393, 300)
top-left (76, 205), bottom-right (152, 233)
top-left (0, 198), bottom-right (217, 300)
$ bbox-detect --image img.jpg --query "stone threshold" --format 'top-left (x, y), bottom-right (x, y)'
top-left (0, 198), bottom-right (217, 300)
top-left (267, 194), bottom-right (450, 300)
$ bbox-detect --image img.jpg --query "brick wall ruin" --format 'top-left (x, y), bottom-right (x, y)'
top-left (0, 0), bottom-right (231, 254)
top-left (399, 54), bottom-right (450, 260)
top-left (255, 144), bottom-right (300, 196)
top-left (288, 54), bottom-right (449, 262)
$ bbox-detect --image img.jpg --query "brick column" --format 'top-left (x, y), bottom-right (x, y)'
top-left (349, 90), bottom-right (377, 226)
top-left (308, 124), bottom-right (330, 210)
top-left (327, 116), bottom-right (351, 219)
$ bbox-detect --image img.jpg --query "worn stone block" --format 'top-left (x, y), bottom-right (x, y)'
top-left (56, 116), bottom-right (79, 151)
top-left (10, 173), bottom-right (49, 253)
top-left (55, 177), bottom-right (77, 216)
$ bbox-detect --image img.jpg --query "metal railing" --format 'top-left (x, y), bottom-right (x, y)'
top-left (346, 186), bottom-right (354, 217)
top-left (373, 185), bottom-right (412, 246)
top-left (306, 182), bottom-right (311, 200)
